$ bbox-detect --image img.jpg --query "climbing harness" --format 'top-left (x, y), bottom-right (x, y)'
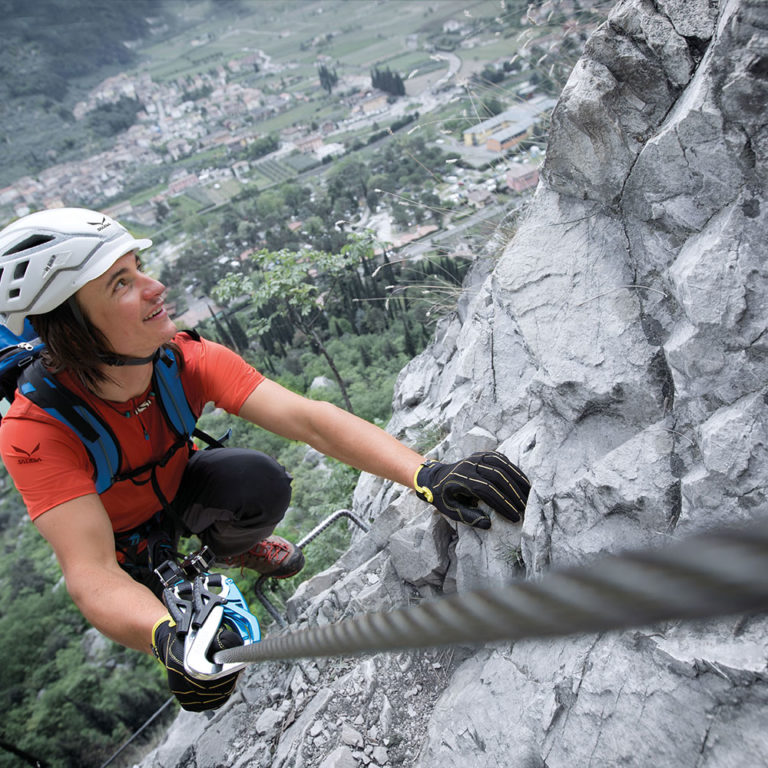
top-left (154, 547), bottom-right (261, 680)
top-left (215, 517), bottom-right (768, 666)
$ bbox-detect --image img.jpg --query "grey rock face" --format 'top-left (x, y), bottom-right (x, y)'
top-left (136, 1), bottom-right (767, 767)
top-left (411, 1), bottom-right (768, 765)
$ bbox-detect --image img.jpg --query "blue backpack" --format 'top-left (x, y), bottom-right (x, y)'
top-left (0, 326), bottom-right (214, 495)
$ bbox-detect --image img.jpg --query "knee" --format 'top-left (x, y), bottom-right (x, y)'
top-left (179, 448), bottom-right (293, 530)
top-left (241, 452), bottom-right (292, 525)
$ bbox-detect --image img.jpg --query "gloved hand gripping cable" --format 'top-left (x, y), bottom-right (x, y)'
top-left (151, 547), bottom-right (261, 711)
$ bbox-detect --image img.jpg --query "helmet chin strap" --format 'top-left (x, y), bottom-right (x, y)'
top-left (99, 351), bottom-right (158, 366)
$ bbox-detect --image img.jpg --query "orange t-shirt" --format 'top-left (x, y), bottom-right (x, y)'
top-left (0, 333), bottom-right (263, 532)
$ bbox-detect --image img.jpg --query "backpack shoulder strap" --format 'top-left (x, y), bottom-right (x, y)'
top-left (153, 333), bottom-right (229, 450)
top-left (18, 360), bottom-right (122, 494)
top-left (152, 344), bottom-right (197, 440)
top-left (16, 334), bottom-right (208, 498)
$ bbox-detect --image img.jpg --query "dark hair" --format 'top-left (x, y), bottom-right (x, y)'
top-left (29, 300), bottom-right (182, 392)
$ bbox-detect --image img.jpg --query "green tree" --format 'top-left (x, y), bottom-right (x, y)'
top-left (480, 96), bottom-right (504, 118)
top-left (214, 247), bottom-right (357, 412)
top-left (317, 64), bottom-right (338, 94)
top-left (370, 66), bottom-right (405, 96)
top-left (245, 134), bottom-right (279, 161)
top-left (327, 157), bottom-right (370, 208)
top-left (254, 189), bottom-right (289, 229)
top-left (86, 96), bottom-right (143, 138)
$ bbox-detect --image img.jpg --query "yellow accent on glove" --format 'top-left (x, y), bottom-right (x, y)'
top-left (152, 615), bottom-right (241, 712)
top-left (413, 452), bottom-right (531, 528)
top-left (413, 463), bottom-right (435, 503)
top-left (152, 614), bottom-right (173, 643)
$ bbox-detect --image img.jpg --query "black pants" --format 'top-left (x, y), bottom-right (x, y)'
top-left (115, 448), bottom-right (292, 596)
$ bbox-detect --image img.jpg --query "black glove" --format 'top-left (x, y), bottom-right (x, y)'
top-left (152, 616), bottom-right (243, 712)
top-left (414, 451), bottom-right (531, 529)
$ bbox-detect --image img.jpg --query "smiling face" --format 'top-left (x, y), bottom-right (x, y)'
top-left (75, 251), bottom-right (177, 359)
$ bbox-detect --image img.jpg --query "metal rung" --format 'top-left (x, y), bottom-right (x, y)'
top-left (254, 509), bottom-right (370, 627)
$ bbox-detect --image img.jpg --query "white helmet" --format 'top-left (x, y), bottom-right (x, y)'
top-left (0, 208), bottom-right (152, 334)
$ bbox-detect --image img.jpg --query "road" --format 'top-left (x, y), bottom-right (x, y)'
top-left (399, 201), bottom-right (512, 260)
top-left (427, 52), bottom-right (462, 92)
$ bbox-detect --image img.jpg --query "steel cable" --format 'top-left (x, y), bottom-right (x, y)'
top-left (216, 519), bottom-right (768, 666)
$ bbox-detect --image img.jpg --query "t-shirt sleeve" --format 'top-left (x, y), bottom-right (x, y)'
top-left (0, 406), bottom-right (97, 521)
top-left (188, 336), bottom-right (265, 414)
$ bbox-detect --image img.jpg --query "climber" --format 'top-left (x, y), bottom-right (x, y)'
top-left (0, 207), bottom-right (531, 712)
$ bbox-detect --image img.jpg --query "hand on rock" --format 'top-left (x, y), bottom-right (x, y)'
top-left (414, 451), bottom-right (531, 529)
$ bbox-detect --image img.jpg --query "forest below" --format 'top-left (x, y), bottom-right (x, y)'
top-left (0, 142), bottom-right (474, 767)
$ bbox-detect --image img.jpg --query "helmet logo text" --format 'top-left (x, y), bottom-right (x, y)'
top-left (87, 217), bottom-right (112, 232)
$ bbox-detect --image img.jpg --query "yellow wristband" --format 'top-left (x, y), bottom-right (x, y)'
top-left (151, 613), bottom-right (174, 649)
top-left (413, 463), bottom-right (434, 503)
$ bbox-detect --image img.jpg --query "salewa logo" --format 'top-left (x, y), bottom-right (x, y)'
top-left (88, 216), bottom-right (112, 232)
top-left (12, 443), bottom-right (43, 464)
top-left (42, 254), bottom-right (56, 276)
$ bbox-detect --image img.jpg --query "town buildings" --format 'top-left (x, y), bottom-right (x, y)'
top-left (462, 96), bottom-right (557, 152)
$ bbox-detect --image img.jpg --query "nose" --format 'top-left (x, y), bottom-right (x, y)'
top-left (141, 273), bottom-right (166, 298)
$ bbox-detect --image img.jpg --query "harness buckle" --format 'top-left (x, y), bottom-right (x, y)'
top-left (180, 546), bottom-right (216, 576)
top-left (154, 558), bottom-right (184, 589)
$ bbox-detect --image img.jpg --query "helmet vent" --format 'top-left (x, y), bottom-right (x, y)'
top-left (3, 234), bottom-right (55, 257)
top-left (13, 260), bottom-right (29, 280)
top-left (8, 288), bottom-right (20, 299)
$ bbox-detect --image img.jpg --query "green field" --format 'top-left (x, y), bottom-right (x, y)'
top-left (138, 0), bottom-right (514, 84)
top-left (254, 100), bottom-right (325, 134)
